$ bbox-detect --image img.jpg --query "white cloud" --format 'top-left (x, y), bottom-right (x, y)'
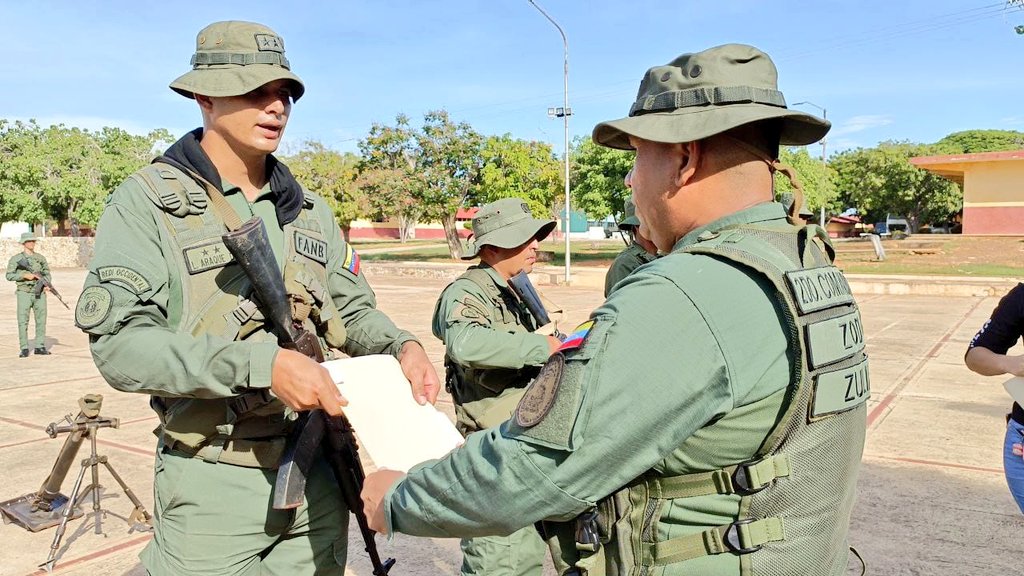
top-left (831, 115), bottom-right (894, 136)
top-left (1000, 116), bottom-right (1024, 126)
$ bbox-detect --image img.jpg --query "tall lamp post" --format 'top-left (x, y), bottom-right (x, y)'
top-left (529, 0), bottom-right (572, 284)
top-left (792, 101), bottom-right (827, 227)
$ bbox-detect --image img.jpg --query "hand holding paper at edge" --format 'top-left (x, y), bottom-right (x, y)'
top-left (322, 355), bottom-right (463, 473)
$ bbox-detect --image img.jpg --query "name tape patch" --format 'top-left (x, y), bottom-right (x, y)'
top-left (183, 240), bottom-right (234, 275)
top-left (97, 266), bottom-right (151, 295)
top-left (294, 231), bottom-right (328, 264)
top-left (785, 266), bottom-right (855, 315)
top-left (805, 310), bottom-right (866, 370)
top-left (75, 286), bottom-right (113, 329)
top-left (515, 353), bottom-right (564, 428)
top-left (811, 357), bottom-right (870, 419)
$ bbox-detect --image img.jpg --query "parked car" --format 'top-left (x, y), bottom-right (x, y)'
top-left (603, 220), bottom-right (619, 238)
top-left (874, 215), bottom-right (910, 239)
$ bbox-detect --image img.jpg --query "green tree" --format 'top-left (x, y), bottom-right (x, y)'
top-left (570, 137), bottom-right (633, 221)
top-left (357, 114), bottom-right (424, 243)
top-left (831, 141), bottom-right (961, 232)
top-left (286, 141), bottom-right (362, 241)
top-left (0, 120), bottom-right (47, 225)
top-left (472, 134), bottom-right (561, 219)
top-left (774, 146), bottom-right (838, 217)
top-left (934, 129), bottom-right (1024, 153)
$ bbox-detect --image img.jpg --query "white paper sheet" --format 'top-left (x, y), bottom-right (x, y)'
top-left (1004, 376), bottom-right (1024, 406)
top-left (322, 355), bottom-right (463, 472)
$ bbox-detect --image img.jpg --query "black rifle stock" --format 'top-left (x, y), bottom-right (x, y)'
top-left (221, 217), bottom-right (395, 575)
top-left (508, 271), bottom-right (564, 340)
top-left (16, 257), bottom-right (70, 310)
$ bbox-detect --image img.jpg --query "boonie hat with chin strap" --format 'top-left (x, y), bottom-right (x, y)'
top-left (462, 198), bottom-right (556, 260)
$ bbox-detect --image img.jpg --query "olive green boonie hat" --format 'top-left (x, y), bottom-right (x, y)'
top-left (170, 21), bottom-right (305, 101)
top-left (463, 198), bottom-right (556, 260)
top-left (620, 196), bottom-right (640, 228)
top-left (593, 44), bottom-right (829, 150)
top-left (19, 232), bottom-right (38, 243)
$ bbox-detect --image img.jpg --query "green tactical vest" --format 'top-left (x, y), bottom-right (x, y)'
top-left (547, 224), bottom-right (868, 576)
top-left (440, 267), bottom-right (542, 436)
top-left (12, 253), bottom-right (46, 293)
top-left (131, 162), bottom-right (348, 468)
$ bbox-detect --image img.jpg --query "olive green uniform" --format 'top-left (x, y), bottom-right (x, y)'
top-left (80, 169), bottom-right (416, 575)
top-left (603, 242), bottom-right (656, 297)
top-left (6, 251), bottom-right (49, 351)
top-left (383, 203), bottom-right (868, 575)
top-left (433, 263), bottom-right (551, 575)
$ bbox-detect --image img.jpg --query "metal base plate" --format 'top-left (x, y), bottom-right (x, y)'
top-left (0, 493), bottom-right (83, 532)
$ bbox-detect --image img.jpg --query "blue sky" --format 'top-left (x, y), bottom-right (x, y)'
top-left (2, 0), bottom-right (1022, 159)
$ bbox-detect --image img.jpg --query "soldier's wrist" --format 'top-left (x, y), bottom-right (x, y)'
top-left (248, 342), bottom-right (280, 388)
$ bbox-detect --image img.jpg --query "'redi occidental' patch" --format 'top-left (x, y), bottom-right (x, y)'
top-left (75, 286), bottom-right (113, 329)
top-left (515, 353), bottom-right (564, 428)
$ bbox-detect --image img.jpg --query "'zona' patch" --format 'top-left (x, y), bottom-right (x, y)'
top-left (97, 266), bottom-right (150, 295)
top-left (76, 286), bottom-right (113, 329)
top-left (515, 353), bottom-right (564, 428)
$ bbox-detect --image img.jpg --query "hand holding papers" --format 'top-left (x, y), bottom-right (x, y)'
top-left (322, 355), bottom-right (463, 472)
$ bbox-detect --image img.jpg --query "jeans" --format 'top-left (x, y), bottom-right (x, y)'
top-left (1004, 418), bottom-right (1024, 514)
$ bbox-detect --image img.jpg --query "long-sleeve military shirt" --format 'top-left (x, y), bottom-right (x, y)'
top-left (603, 241), bottom-right (657, 297)
top-left (6, 251), bottom-right (50, 293)
top-left (386, 203), bottom-right (793, 538)
top-left (82, 176), bottom-right (416, 400)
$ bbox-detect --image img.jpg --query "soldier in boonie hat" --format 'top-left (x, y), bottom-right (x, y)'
top-left (7, 231), bottom-right (50, 357)
top-left (604, 195), bottom-right (657, 297)
top-left (170, 20), bottom-right (304, 101)
top-left (462, 197), bottom-right (557, 260)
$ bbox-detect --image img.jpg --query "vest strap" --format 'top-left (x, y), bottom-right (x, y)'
top-left (647, 517), bottom-right (786, 566)
top-left (645, 454), bottom-right (790, 498)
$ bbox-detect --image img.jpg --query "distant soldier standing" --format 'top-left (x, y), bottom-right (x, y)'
top-left (434, 198), bottom-right (561, 575)
top-left (6, 232), bottom-right (51, 357)
top-left (604, 196), bottom-right (657, 297)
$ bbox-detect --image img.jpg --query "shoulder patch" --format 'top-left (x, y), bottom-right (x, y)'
top-left (75, 286), bottom-right (113, 329)
top-left (514, 353), bottom-right (564, 428)
top-left (294, 231), bottom-right (328, 264)
top-left (183, 239), bottom-right (234, 274)
top-left (341, 244), bottom-right (361, 276)
top-left (558, 319), bottom-right (595, 353)
top-left (97, 266), bottom-right (151, 295)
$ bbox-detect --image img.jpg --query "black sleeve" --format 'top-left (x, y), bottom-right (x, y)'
top-left (968, 283), bottom-right (1024, 354)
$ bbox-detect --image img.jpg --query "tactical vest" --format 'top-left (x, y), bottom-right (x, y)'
top-left (441, 267), bottom-right (541, 435)
top-left (549, 224), bottom-right (868, 576)
top-left (12, 254), bottom-right (46, 293)
top-left (132, 162), bottom-right (348, 468)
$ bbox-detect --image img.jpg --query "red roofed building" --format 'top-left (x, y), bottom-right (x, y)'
top-left (911, 150), bottom-right (1024, 235)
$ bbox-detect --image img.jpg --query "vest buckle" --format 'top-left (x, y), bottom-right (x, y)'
top-left (732, 461), bottom-right (766, 495)
top-left (723, 518), bottom-right (763, 554)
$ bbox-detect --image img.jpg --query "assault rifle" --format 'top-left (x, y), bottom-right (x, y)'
top-left (508, 271), bottom-right (564, 340)
top-left (221, 217), bottom-right (395, 575)
top-left (16, 258), bottom-right (70, 310)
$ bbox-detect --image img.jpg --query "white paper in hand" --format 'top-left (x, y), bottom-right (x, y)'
top-left (1004, 376), bottom-right (1024, 406)
top-left (322, 355), bottom-right (463, 472)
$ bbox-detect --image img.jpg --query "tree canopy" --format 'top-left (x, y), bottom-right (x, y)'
top-left (935, 130), bottom-right (1024, 154)
top-left (284, 141), bottom-right (361, 241)
top-left (570, 137), bottom-right (633, 221)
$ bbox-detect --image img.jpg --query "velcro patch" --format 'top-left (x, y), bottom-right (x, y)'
top-left (558, 320), bottom-right (595, 353)
top-left (342, 244), bottom-right (361, 276)
top-left (183, 240), bottom-right (234, 274)
top-left (785, 266), bottom-right (854, 314)
top-left (254, 33), bottom-right (284, 52)
top-left (514, 353), bottom-right (564, 428)
top-left (97, 266), bottom-right (151, 295)
top-left (294, 231), bottom-right (328, 264)
top-left (75, 286), bottom-right (113, 329)
top-left (805, 310), bottom-right (865, 369)
top-left (810, 357), bottom-right (870, 419)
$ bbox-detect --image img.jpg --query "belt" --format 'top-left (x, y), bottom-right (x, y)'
top-left (163, 436), bottom-right (286, 469)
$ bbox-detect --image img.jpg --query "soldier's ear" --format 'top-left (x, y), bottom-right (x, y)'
top-left (676, 141), bottom-right (701, 188)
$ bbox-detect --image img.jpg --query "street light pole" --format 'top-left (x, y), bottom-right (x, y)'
top-left (529, 0), bottom-right (572, 284)
top-left (792, 101), bottom-right (828, 227)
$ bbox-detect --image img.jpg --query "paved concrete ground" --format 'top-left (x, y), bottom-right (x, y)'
top-left (1, 269), bottom-right (1021, 575)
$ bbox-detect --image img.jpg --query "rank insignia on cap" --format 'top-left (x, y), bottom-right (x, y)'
top-left (515, 353), bottom-right (564, 428)
top-left (558, 319), bottom-right (595, 353)
top-left (342, 244), bottom-right (361, 276)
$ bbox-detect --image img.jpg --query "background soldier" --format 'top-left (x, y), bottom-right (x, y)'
top-left (603, 196), bottom-right (657, 297)
top-left (434, 197), bottom-right (560, 575)
top-left (77, 21), bottom-right (438, 575)
top-left (363, 44), bottom-right (868, 576)
top-left (6, 232), bottom-right (50, 357)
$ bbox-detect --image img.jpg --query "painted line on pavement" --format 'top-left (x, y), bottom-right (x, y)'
top-left (866, 454), bottom-right (1002, 475)
top-left (0, 416), bottom-right (154, 458)
top-left (22, 533), bottom-right (152, 576)
top-left (0, 375), bottom-right (104, 392)
top-left (0, 437), bottom-right (50, 450)
top-left (866, 297), bottom-right (987, 430)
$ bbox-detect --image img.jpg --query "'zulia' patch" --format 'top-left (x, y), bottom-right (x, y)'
top-left (342, 244), bottom-right (361, 276)
top-left (515, 353), bottom-right (564, 428)
top-left (558, 319), bottom-right (595, 352)
top-left (75, 286), bottom-right (113, 329)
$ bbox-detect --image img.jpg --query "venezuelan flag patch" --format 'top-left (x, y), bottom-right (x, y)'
top-left (342, 244), bottom-right (361, 276)
top-left (558, 319), bottom-right (595, 352)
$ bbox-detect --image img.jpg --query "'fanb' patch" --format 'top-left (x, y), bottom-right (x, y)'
top-left (515, 353), bottom-right (564, 428)
top-left (558, 320), bottom-right (595, 353)
top-left (342, 245), bottom-right (361, 276)
top-left (183, 240), bottom-right (234, 274)
top-left (294, 231), bottom-right (328, 264)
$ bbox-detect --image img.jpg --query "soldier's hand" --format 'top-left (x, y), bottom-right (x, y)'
top-left (362, 469), bottom-right (407, 535)
top-left (43, 286), bottom-right (51, 293)
top-left (399, 341), bottom-right (440, 405)
top-left (22, 272), bottom-right (38, 281)
top-left (270, 348), bottom-right (348, 416)
top-left (547, 335), bottom-right (562, 354)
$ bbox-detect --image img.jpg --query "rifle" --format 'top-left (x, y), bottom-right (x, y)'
top-left (508, 271), bottom-right (565, 340)
top-left (16, 257), bottom-right (70, 310)
top-left (221, 217), bottom-right (395, 575)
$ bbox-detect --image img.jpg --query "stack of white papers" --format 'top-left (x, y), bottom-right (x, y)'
top-left (1004, 376), bottom-right (1024, 405)
top-left (322, 355), bottom-right (463, 472)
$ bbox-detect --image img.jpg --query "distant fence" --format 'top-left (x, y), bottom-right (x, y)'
top-left (1, 237), bottom-right (95, 268)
